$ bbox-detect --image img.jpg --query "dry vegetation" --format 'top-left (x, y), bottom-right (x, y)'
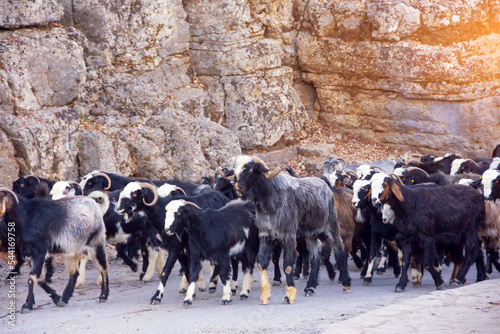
top-left (287, 120), bottom-right (407, 176)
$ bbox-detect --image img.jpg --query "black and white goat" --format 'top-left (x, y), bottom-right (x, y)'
top-left (229, 155), bottom-right (351, 305)
top-left (352, 179), bottom-right (402, 284)
top-left (116, 181), bottom-right (229, 304)
top-left (49, 181), bottom-right (83, 199)
top-left (88, 190), bottom-right (162, 282)
top-left (482, 169), bottom-right (500, 201)
top-left (0, 186), bottom-right (109, 311)
top-left (79, 170), bottom-right (198, 196)
top-left (450, 159), bottom-right (491, 176)
top-left (164, 199), bottom-right (258, 305)
top-left (370, 173), bottom-right (487, 292)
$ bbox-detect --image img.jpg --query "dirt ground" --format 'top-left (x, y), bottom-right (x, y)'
top-left (1, 246), bottom-right (497, 334)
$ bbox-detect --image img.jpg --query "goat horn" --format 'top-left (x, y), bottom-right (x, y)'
top-left (174, 186), bottom-right (186, 196)
top-left (405, 167), bottom-right (430, 178)
top-left (67, 180), bottom-right (83, 193)
top-left (465, 159), bottom-right (481, 168)
top-left (183, 201), bottom-right (202, 210)
top-left (315, 162), bottom-right (325, 173)
top-left (337, 158), bottom-right (348, 169)
top-left (342, 169), bottom-right (358, 179)
top-left (386, 173), bottom-right (405, 187)
top-left (138, 182), bottom-right (158, 206)
top-left (92, 172), bottom-right (112, 190)
top-left (216, 167), bottom-right (235, 181)
top-left (25, 175), bottom-right (40, 183)
top-left (0, 186), bottom-right (19, 204)
top-left (370, 165), bottom-right (386, 172)
top-left (251, 156), bottom-right (282, 179)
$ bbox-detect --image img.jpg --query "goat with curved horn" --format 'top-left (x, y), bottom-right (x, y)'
top-left (251, 156), bottom-right (281, 179)
top-left (92, 172), bottom-right (112, 190)
top-left (138, 182), bottom-right (159, 206)
top-left (405, 167), bottom-right (430, 178)
top-left (216, 167), bottom-right (235, 182)
top-left (0, 186), bottom-right (20, 204)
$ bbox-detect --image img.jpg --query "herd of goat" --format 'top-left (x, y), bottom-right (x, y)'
top-left (1, 143), bottom-right (500, 312)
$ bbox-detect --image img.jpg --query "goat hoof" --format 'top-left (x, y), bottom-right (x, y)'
top-left (56, 300), bottom-right (67, 307)
top-left (342, 286), bottom-right (351, 293)
top-left (303, 275), bottom-right (309, 281)
top-left (272, 280), bottom-right (282, 286)
top-left (240, 294), bottom-right (249, 300)
top-left (293, 275), bottom-right (300, 280)
top-left (209, 287), bottom-right (217, 294)
top-left (222, 299), bottom-right (232, 305)
top-left (150, 298), bottom-right (162, 305)
top-left (179, 288), bottom-right (187, 294)
top-left (198, 287), bottom-right (206, 292)
top-left (363, 278), bottom-right (372, 286)
top-left (183, 299), bottom-right (193, 306)
top-left (395, 285), bottom-right (405, 293)
top-left (436, 282), bottom-right (445, 290)
top-left (231, 289), bottom-right (237, 296)
top-left (451, 279), bottom-right (463, 287)
top-left (304, 288), bottom-right (315, 297)
top-left (21, 303), bottom-right (33, 313)
top-left (130, 263), bottom-right (138, 272)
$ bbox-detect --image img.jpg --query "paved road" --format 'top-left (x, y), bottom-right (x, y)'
top-left (1, 251), bottom-right (499, 333)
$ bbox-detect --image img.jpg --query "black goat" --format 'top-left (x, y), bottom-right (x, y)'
top-left (12, 175), bottom-right (55, 199)
top-left (165, 199), bottom-right (259, 305)
top-left (395, 153), bottom-right (463, 175)
top-left (370, 173), bottom-right (487, 292)
top-left (79, 170), bottom-right (198, 196)
top-left (0, 186), bottom-right (109, 311)
top-left (229, 155), bottom-right (350, 305)
top-left (116, 181), bottom-right (229, 304)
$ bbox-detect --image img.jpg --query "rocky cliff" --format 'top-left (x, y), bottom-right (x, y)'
top-left (1, 0), bottom-right (499, 185)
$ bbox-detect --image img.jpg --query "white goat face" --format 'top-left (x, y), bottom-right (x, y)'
top-left (370, 173), bottom-right (390, 207)
top-left (381, 203), bottom-right (395, 224)
top-left (482, 169), bottom-right (500, 200)
top-left (352, 180), bottom-right (370, 208)
top-left (164, 200), bottom-right (185, 235)
top-left (117, 182), bottom-right (142, 214)
top-left (450, 159), bottom-right (465, 175)
top-left (50, 181), bottom-right (75, 200)
top-left (157, 184), bottom-right (177, 198)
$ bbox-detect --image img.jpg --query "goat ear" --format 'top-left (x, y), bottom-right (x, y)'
top-left (390, 182), bottom-right (404, 201)
top-left (254, 163), bottom-right (270, 174)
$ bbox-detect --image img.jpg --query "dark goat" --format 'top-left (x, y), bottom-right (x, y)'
top-left (396, 153), bottom-right (462, 175)
top-left (116, 182), bottom-right (229, 304)
top-left (88, 190), bottom-right (162, 282)
top-left (12, 175), bottom-right (55, 199)
top-left (370, 173), bottom-right (487, 292)
top-left (394, 167), bottom-right (481, 186)
top-left (214, 167), bottom-right (238, 200)
top-left (492, 143), bottom-right (500, 158)
top-left (352, 179), bottom-right (402, 284)
top-left (79, 170), bottom-right (198, 196)
top-left (229, 155), bottom-right (350, 305)
top-left (165, 199), bottom-right (259, 305)
top-left (0, 187), bottom-right (109, 311)
top-left (451, 159), bottom-right (491, 175)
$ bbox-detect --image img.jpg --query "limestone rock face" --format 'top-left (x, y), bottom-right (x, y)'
top-left (184, 0), bottom-right (308, 150)
top-left (296, 0), bottom-right (500, 156)
top-left (0, 0), bottom-right (64, 29)
top-left (0, 27), bottom-right (87, 114)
